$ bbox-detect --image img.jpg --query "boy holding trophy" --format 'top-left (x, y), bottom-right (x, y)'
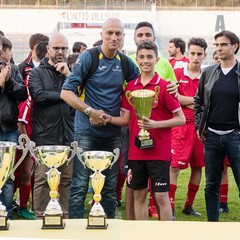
top-left (103, 41), bottom-right (185, 220)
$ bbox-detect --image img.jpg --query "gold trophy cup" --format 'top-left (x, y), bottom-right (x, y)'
top-left (77, 148), bottom-right (120, 229)
top-left (126, 87), bottom-right (160, 149)
top-left (31, 141), bottom-right (77, 229)
top-left (0, 134), bottom-right (31, 230)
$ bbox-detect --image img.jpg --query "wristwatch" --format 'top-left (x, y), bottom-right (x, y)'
top-left (84, 106), bottom-right (92, 116)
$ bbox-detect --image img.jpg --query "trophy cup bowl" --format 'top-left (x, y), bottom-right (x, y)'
top-left (0, 134), bottom-right (30, 230)
top-left (126, 88), bottom-right (159, 149)
top-left (77, 148), bottom-right (120, 229)
top-left (31, 142), bottom-right (77, 229)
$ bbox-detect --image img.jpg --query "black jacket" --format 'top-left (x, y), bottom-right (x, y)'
top-left (0, 63), bottom-right (28, 133)
top-left (28, 59), bottom-right (74, 146)
top-left (194, 62), bottom-right (240, 138)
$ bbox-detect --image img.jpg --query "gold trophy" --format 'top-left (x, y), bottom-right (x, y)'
top-left (126, 87), bottom-right (160, 149)
top-left (0, 134), bottom-right (31, 230)
top-left (77, 148), bottom-right (120, 229)
top-left (31, 141), bottom-right (77, 229)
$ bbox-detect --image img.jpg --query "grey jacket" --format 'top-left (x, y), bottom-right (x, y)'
top-left (194, 62), bottom-right (240, 138)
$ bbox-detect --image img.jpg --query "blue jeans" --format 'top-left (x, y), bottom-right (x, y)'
top-left (69, 134), bottom-right (121, 219)
top-left (0, 129), bottom-right (18, 219)
top-left (204, 130), bottom-right (240, 221)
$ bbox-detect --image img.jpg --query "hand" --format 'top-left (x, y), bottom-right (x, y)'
top-left (101, 114), bottom-right (111, 125)
top-left (54, 62), bottom-right (70, 76)
top-left (166, 79), bottom-right (178, 95)
top-left (138, 116), bottom-right (156, 130)
top-left (89, 109), bottom-right (106, 126)
top-left (0, 64), bottom-right (10, 87)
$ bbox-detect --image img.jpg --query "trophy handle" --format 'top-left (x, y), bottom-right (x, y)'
top-left (125, 90), bottom-right (134, 108)
top-left (77, 147), bottom-right (86, 168)
top-left (109, 148), bottom-right (120, 169)
top-left (152, 86), bottom-right (160, 108)
top-left (65, 141), bottom-right (78, 166)
top-left (10, 134), bottom-right (30, 180)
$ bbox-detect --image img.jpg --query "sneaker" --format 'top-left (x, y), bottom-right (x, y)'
top-left (148, 205), bottom-right (159, 219)
top-left (19, 208), bottom-right (36, 220)
top-left (116, 199), bottom-right (122, 207)
top-left (12, 201), bottom-right (19, 213)
top-left (182, 205), bottom-right (201, 217)
top-left (219, 203), bottom-right (229, 214)
top-left (172, 208), bottom-right (176, 221)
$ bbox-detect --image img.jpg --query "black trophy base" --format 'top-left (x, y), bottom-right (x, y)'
top-left (0, 216), bottom-right (9, 230)
top-left (87, 214), bottom-right (108, 229)
top-left (135, 136), bottom-right (154, 149)
top-left (42, 214), bottom-right (65, 229)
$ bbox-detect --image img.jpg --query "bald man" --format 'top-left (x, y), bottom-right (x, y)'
top-left (28, 33), bottom-right (74, 219)
top-left (61, 18), bottom-right (139, 219)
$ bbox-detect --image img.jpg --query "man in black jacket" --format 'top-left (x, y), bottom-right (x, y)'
top-left (28, 32), bottom-right (74, 219)
top-left (0, 35), bottom-right (28, 219)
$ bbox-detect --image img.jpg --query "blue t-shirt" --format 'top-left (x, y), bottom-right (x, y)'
top-left (62, 46), bottom-right (139, 137)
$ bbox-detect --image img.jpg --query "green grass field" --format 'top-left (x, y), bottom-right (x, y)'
top-left (112, 167), bottom-right (240, 222)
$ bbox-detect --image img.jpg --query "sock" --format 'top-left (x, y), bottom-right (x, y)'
top-left (220, 184), bottom-right (228, 204)
top-left (19, 184), bottom-right (31, 209)
top-left (168, 184), bottom-right (177, 209)
top-left (184, 183), bottom-right (199, 208)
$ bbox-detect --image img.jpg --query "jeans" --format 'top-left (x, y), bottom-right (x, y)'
top-left (0, 129), bottom-right (19, 219)
top-left (204, 130), bottom-right (240, 221)
top-left (69, 134), bottom-right (121, 219)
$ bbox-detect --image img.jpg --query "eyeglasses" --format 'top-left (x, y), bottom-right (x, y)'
top-left (213, 43), bottom-right (232, 47)
top-left (51, 46), bottom-right (68, 52)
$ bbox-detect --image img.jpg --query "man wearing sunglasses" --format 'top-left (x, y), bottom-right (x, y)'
top-left (28, 33), bottom-right (74, 219)
top-left (195, 30), bottom-right (240, 222)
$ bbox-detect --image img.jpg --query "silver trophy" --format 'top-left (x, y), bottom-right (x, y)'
top-left (31, 141), bottom-right (77, 229)
top-left (0, 134), bottom-right (31, 230)
top-left (77, 148), bottom-right (120, 229)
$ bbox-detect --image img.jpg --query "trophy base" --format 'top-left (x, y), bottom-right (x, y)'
top-left (42, 214), bottom-right (65, 229)
top-left (87, 214), bottom-right (108, 229)
top-left (0, 216), bottom-right (9, 230)
top-left (135, 137), bottom-right (154, 149)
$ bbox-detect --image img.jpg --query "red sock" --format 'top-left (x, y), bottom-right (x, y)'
top-left (220, 184), bottom-right (228, 203)
top-left (148, 180), bottom-right (155, 207)
top-left (184, 183), bottom-right (199, 208)
top-left (116, 170), bottom-right (126, 201)
top-left (19, 184), bottom-right (31, 208)
top-left (168, 184), bottom-right (177, 209)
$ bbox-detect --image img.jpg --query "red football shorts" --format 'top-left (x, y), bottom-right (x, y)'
top-left (171, 122), bottom-right (204, 169)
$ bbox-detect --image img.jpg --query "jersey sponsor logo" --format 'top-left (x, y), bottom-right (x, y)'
top-left (127, 169), bottom-right (132, 184)
top-left (179, 79), bottom-right (189, 84)
top-left (178, 161), bottom-right (186, 166)
top-left (112, 64), bottom-right (122, 72)
top-left (98, 66), bottom-right (107, 70)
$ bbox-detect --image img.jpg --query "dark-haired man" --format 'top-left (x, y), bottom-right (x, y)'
top-left (195, 30), bottom-right (240, 221)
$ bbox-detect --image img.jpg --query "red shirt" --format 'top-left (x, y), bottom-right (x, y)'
top-left (169, 56), bottom-right (189, 69)
top-left (121, 73), bottom-right (181, 161)
top-left (174, 65), bottom-right (200, 121)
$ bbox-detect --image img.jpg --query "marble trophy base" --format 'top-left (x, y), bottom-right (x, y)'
top-left (87, 214), bottom-right (108, 229)
top-left (42, 214), bottom-right (65, 229)
top-left (135, 136), bottom-right (154, 149)
top-left (0, 216), bottom-right (9, 230)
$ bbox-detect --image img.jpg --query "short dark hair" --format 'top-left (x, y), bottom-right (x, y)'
top-left (67, 53), bottom-right (80, 66)
top-left (35, 41), bottom-right (48, 61)
top-left (93, 39), bottom-right (103, 47)
top-left (2, 36), bottom-right (12, 51)
top-left (72, 41), bottom-right (87, 53)
top-left (29, 33), bottom-right (49, 50)
top-left (135, 21), bottom-right (154, 34)
top-left (0, 30), bottom-right (4, 36)
top-left (169, 38), bottom-right (186, 54)
top-left (188, 37), bottom-right (208, 51)
top-left (137, 40), bottom-right (158, 57)
top-left (214, 30), bottom-right (239, 54)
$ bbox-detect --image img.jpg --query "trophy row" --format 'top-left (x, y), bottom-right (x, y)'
top-left (0, 88), bottom-right (159, 230)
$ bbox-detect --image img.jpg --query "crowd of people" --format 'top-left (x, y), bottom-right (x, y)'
top-left (0, 17), bottom-right (240, 223)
